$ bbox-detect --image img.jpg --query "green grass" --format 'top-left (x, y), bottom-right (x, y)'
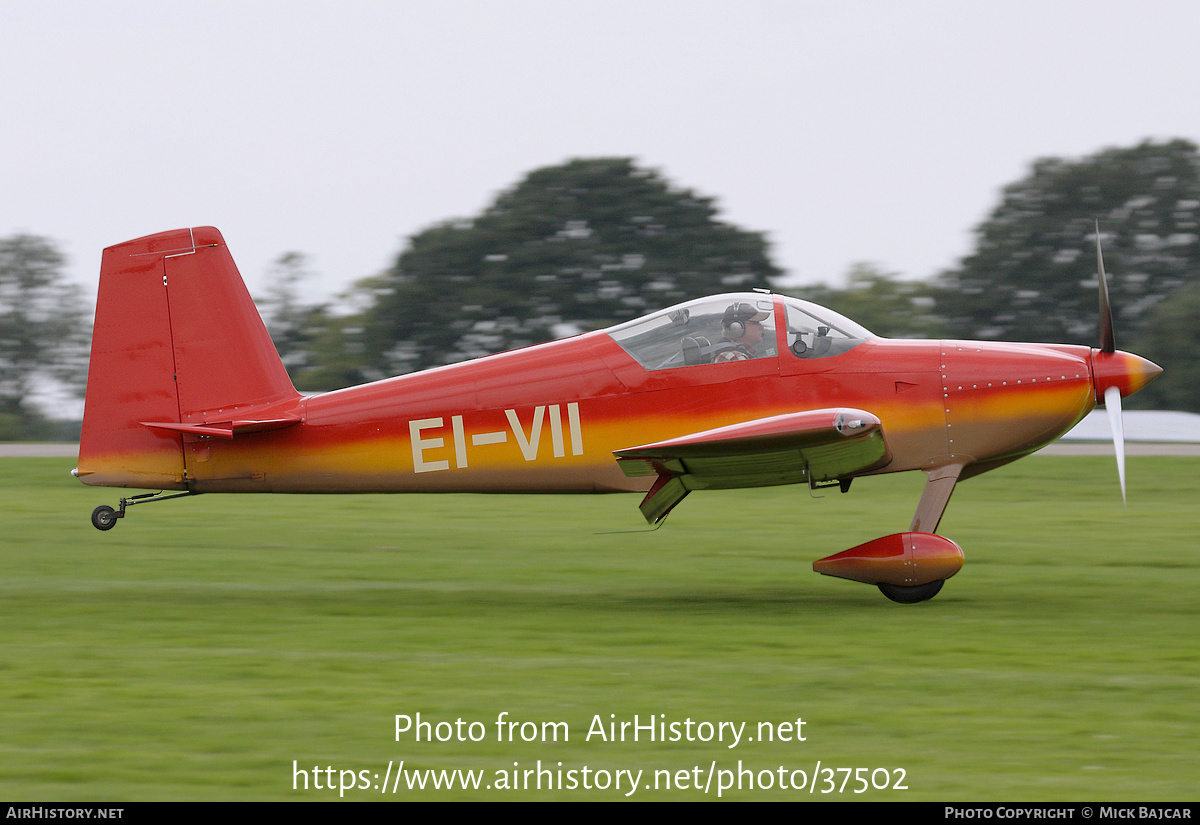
top-left (1, 455), bottom-right (1197, 800)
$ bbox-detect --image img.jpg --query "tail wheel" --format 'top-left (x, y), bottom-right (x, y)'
top-left (91, 505), bottom-right (118, 531)
top-left (877, 579), bottom-right (944, 604)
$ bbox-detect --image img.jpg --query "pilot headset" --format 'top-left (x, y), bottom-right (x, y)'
top-left (723, 302), bottom-right (760, 339)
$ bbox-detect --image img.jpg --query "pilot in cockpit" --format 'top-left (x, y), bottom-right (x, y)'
top-left (712, 301), bottom-right (770, 363)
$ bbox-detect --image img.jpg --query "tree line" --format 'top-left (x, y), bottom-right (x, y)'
top-left (4, 141), bottom-right (1200, 440)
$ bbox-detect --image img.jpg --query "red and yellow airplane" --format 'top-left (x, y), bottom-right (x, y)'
top-left (74, 226), bottom-right (1161, 603)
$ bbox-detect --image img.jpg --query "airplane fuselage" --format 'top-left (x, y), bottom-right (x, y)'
top-left (97, 328), bottom-right (1105, 496)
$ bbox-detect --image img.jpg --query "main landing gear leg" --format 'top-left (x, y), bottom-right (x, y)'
top-left (90, 491), bottom-right (200, 531)
top-left (909, 462), bottom-right (964, 534)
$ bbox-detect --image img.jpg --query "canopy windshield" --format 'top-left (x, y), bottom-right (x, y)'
top-left (606, 293), bottom-right (873, 370)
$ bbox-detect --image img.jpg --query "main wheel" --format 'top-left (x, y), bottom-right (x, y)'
top-left (877, 579), bottom-right (944, 604)
top-left (91, 505), bottom-right (118, 531)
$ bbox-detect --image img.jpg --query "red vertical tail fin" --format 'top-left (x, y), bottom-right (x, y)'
top-left (76, 227), bottom-right (300, 489)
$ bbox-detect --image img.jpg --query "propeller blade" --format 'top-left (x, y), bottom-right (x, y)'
top-left (1104, 384), bottom-right (1126, 504)
top-left (1096, 220), bottom-right (1116, 354)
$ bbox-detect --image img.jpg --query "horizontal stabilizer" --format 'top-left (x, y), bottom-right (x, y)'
top-left (141, 416), bottom-right (302, 440)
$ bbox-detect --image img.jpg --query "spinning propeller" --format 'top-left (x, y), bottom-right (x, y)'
top-left (1091, 222), bottom-right (1163, 503)
top-left (1094, 222), bottom-right (1126, 503)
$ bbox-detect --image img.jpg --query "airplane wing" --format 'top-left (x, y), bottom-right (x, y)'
top-left (613, 408), bottom-right (891, 524)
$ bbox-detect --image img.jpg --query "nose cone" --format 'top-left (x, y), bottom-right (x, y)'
top-left (1092, 350), bottom-right (1163, 401)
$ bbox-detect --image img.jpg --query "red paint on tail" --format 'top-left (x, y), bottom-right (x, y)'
top-left (76, 227), bottom-right (300, 489)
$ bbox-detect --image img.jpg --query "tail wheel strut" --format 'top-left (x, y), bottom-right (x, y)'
top-left (89, 491), bottom-right (200, 531)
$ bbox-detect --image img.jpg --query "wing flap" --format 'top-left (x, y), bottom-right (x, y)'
top-left (614, 409), bottom-right (891, 523)
top-left (639, 474), bottom-right (690, 525)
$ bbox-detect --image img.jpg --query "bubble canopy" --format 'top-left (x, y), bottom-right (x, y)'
top-left (605, 293), bottom-right (874, 370)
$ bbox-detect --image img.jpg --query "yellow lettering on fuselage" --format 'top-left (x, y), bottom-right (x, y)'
top-left (409, 403), bottom-right (583, 474)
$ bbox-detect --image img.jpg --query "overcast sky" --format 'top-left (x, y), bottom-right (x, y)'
top-left (4, 0), bottom-right (1200, 306)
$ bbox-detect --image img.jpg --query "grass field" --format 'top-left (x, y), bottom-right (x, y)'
top-left (1, 455), bottom-right (1197, 800)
